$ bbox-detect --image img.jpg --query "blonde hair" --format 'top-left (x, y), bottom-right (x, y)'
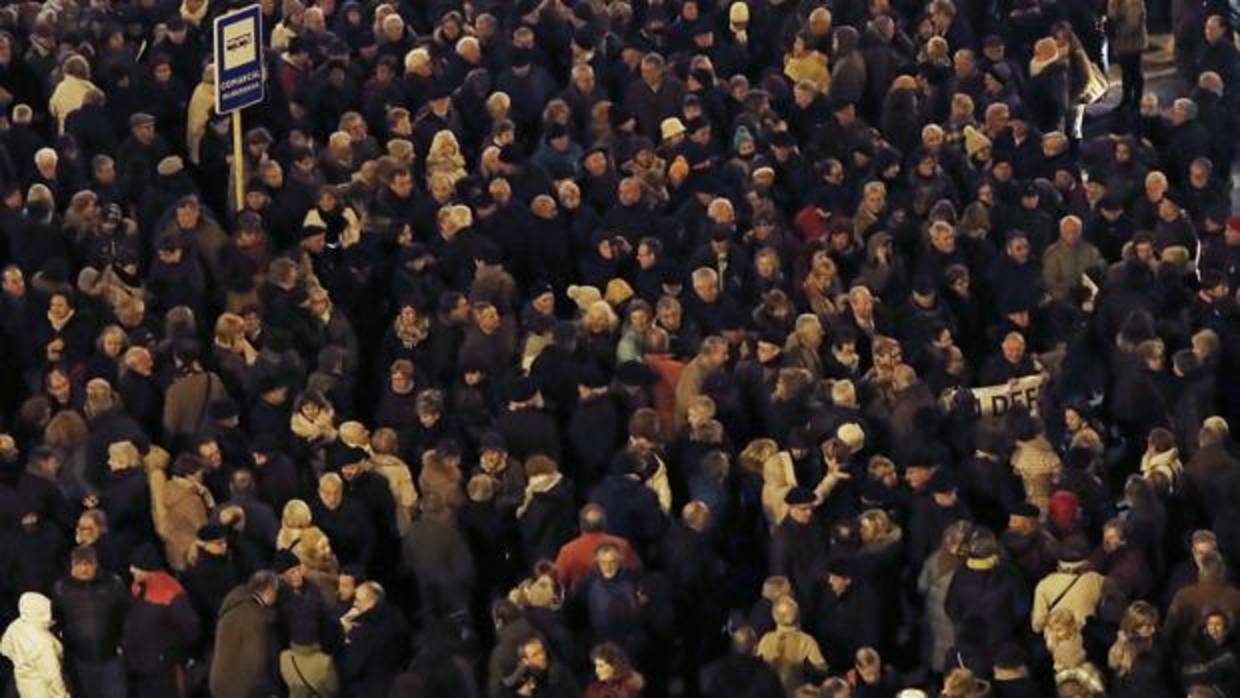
top-left (214, 312), bottom-right (246, 344)
top-left (105, 440), bottom-right (140, 470)
top-left (280, 499), bottom-right (313, 531)
top-left (1108, 601), bottom-right (1159, 676)
top-left (740, 438), bottom-right (780, 474)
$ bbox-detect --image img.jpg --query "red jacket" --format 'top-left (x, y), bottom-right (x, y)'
top-left (553, 532), bottom-right (642, 591)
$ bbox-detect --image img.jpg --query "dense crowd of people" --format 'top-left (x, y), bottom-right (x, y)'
top-left (0, 0), bottom-right (1237, 695)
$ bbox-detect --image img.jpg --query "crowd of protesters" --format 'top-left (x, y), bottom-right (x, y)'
top-left (0, 0), bottom-right (1237, 694)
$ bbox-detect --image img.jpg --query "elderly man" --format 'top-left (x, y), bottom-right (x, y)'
top-left (209, 571), bottom-right (280, 698)
top-left (1043, 215), bottom-right (1104, 302)
top-left (674, 335), bottom-right (729, 429)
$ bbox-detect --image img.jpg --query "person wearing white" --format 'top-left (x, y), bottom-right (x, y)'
top-left (0, 592), bottom-right (70, 697)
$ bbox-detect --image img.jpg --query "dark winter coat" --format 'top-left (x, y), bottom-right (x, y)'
top-left (210, 585), bottom-right (277, 698)
top-left (340, 601), bottom-right (411, 698)
top-left (51, 571), bottom-right (128, 661)
top-left (517, 476), bottom-right (577, 565)
top-left (589, 469), bottom-right (668, 558)
top-left (122, 571), bottom-right (200, 675)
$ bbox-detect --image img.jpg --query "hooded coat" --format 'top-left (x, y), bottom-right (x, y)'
top-left (0, 592), bottom-right (70, 697)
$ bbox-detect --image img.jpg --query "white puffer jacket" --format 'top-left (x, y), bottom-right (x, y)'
top-left (0, 593), bottom-right (70, 698)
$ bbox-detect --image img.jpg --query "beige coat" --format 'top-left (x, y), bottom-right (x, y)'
top-left (761, 452), bottom-right (797, 527)
top-left (186, 78), bottom-right (215, 164)
top-left (1031, 564), bottom-right (1106, 632)
top-left (1011, 435), bottom-right (1062, 515)
top-left (370, 454), bottom-right (418, 537)
top-left (756, 626), bottom-right (828, 693)
top-left (160, 477), bottom-right (214, 571)
top-left (48, 74), bottom-right (98, 135)
top-left (280, 644), bottom-right (339, 698)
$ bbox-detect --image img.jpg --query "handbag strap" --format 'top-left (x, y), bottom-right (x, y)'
top-left (289, 654), bottom-right (323, 698)
top-left (1047, 573), bottom-right (1084, 614)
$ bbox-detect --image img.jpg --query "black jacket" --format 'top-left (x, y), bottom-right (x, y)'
top-left (340, 601), bottom-right (412, 698)
top-left (496, 407), bottom-right (562, 463)
top-left (52, 572), bottom-right (129, 661)
top-left (517, 477), bottom-right (576, 566)
top-left (122, 571), bottom-right (201, 674)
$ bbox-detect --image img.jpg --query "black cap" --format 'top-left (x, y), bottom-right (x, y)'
top-left (770, 130), bottom-right (795, 148)
top-left (130, 543), bottom-right (165, 571)
top-left (499, 144), bottom-right (524, 165)
top-left (252, 433), bottom-right (283, 455)
top-left (510, 47), bottom-right (534, 68)
top-left (197, 523), bottom-right (229, 541)
top-left (530, 281), bottom-right (553, 299)
top-left (785, 486), bottom-right (815, 505)
top-left (428, 82), bottom-right (454, 101)
top-left (573, 25), bottom-right (598, 49)
top-left (912, 275), bottom-right (937, 295)
top-left (690, 67), bottom-right (714, 86)
top-left (299, 224), bottom-right (327, 240)
top-left (479, 432), bottom-right (506, 452)
top-left (609, 106), bottom-right (634, 129)
top-left (327, 444), bottom-right (369, 470)
top-left (1057, 535), bottom-right (1091, 563)
top-left (1002, 295), bottom-right (1031, 315)
top-left (287, 145), bottom-right (314, 162)
top-left (788, 428), bottom-right (814, 451)
top-left (826, 556), bottom-right (856, 578)
top-left (757, 329), bottom-right (785, 347)
top-left (273, 549), bottom-right (301, 573)
top-left (929, 469), bottom-right (958, 493)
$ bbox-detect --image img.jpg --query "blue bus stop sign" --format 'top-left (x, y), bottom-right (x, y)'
top-left (213, 5), bottom-right (264, 114)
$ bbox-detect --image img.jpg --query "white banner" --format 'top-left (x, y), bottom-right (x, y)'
top-left (969, 374), bottom-right (1046, 418)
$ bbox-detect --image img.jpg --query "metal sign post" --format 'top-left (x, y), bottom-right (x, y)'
top-left (213, 4), bottom-right (264, 212)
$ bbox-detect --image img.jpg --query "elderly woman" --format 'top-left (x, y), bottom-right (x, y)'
top-left (277, 499), bottom-right (322, 551)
